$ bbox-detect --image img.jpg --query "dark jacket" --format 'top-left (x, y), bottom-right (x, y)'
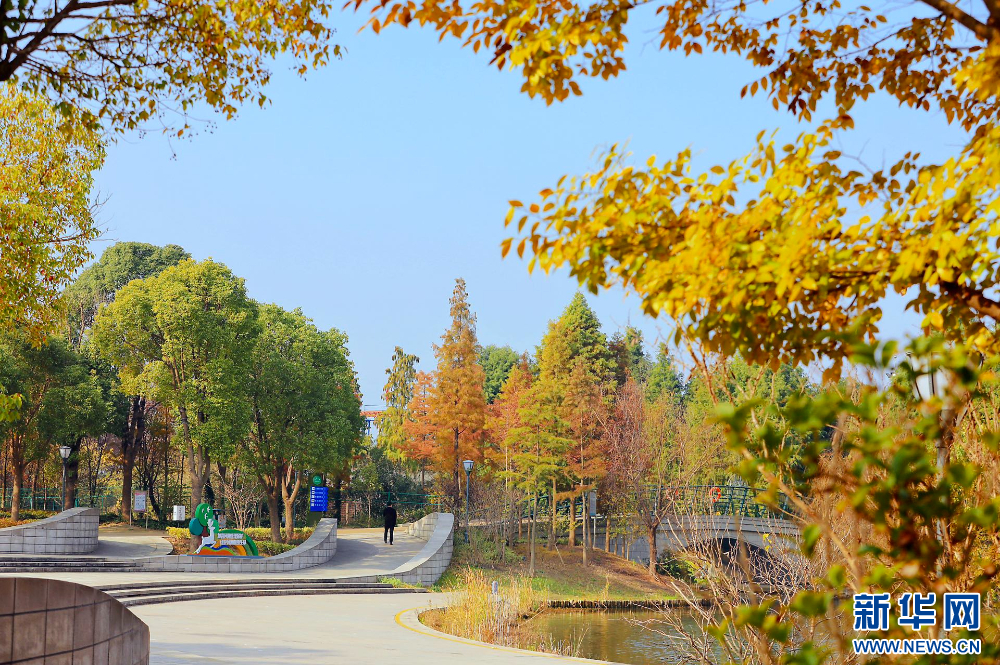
top-left (383, 506), bottom-right (397, 528)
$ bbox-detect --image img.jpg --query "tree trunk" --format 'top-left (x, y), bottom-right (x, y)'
top-left (120, 396), bottom-right (146, 523)
top-left (605, 517), bottom-right (611, 552)
top-left (547, 478), bottom-right (556, 549)
top-left (267, 492), bottom-right (281, 543)
top-left (282, 466), bottom-right (301, 543)
top-left (333, 475), bottom-right (343, 522)
top-left (528, 493), bottom-right (537, 576)
top-left (10, 457), bottom-right (24, 522)
top-left (569, 494), bottom-right (577, 547)
top-left (648, 524), bottom-right (659, 576)
top-left (452, 428), bottom-right (460, 505)
top-left (582, 493), bottom-right (589, 566)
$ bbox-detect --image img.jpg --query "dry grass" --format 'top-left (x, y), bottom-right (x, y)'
top-left (438, 538), bottom-right (675, 601)
top-left (422, 569), bottom-right (585, 657)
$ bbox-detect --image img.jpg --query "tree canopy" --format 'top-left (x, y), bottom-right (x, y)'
top-left (91, 258), bottom-right (258, 507)
top-left (0, 85), bottom-right (104, 344)
top-left (1, 0), bottom-right (341, 133)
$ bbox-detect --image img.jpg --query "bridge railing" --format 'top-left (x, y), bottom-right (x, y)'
top-left (492, 485), bottom-right (791, 523)
top-left (650, 485), bottom-right (791, 520)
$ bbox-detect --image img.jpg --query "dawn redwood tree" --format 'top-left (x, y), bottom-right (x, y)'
top-left (402, 371), bottom-right (439, 489)
top-left (377, 346), bottom-right (420, 463)
top-left (91, 259), bottom-right (257, 516)
top-left (244, 304), bottom-right (364, 543)
top-left (563, 357), bottom-right (604, 562)
top-left (428, 279), bottom-right (487, 503)
top-left (485, 356), bottom-right (533, 547)
top-left (62, 241), bottom-right (188, 521)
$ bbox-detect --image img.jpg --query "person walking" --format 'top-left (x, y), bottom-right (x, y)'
top-left (383, 502), bottom-right (397, 545)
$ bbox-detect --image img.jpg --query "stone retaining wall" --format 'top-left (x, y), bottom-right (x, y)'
top-left (0, 507), bottom-right (99, 554)
top-left (133, 518), bottom-right (338, 573)
top-left (351, 512), bottom-right (454, 587)
top-left (0, 577), bottom-right (149, 664)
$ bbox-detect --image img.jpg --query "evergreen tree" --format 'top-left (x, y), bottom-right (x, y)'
top-left (479, 344), bottom-right (519, 404)
top-left (378, 346), bottom-right (419, 462)
top-left (646, 343), bottom-right (686, 405)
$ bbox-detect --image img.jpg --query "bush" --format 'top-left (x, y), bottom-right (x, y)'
top-left (0, 518), bottom-right (35, 529)
top-left (256, 540), bottom-right (296, 556)
top-left (243, 526), bottom-right (313, 545)
top-left (656, 551), bottom-right (697, 581)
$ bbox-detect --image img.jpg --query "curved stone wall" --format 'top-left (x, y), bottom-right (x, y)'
top-left (135, 518), bottom-right (338, 573)
top-left (388, 512), bottom-right (455, 586)
top-left (0, 577), bottom-right (149, 664)
top-left (0, 507), bottom-right (99, 555)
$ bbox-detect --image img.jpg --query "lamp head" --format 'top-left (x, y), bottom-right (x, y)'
top-left (463, 459), bottom-right (474, 474)
top-left (58, 445), bottom-right (72, 460)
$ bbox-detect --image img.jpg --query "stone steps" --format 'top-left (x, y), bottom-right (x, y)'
top-left (94, 580), bottom-right (425, 607)
top-left (0, 557), bottom-right (141, 572)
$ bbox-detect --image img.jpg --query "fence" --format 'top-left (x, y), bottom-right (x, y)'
top-left (1, 487), bottom-right (119, 514)
top-left (334, 490), bottom-right (448, 525)
top-left (472, 485), bottom-right (791, 524)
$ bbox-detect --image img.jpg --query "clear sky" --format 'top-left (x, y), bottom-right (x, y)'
top-left (88, 7), bottom-right (968, 406)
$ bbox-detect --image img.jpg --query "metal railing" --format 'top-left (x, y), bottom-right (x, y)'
top-left (1, 487), bottom-right (119, 514)
top-left (492, 485), bottom-right (790, 522)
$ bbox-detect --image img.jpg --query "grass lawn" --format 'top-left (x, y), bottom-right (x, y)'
top-left (433, 534), bottom-right (676, 601)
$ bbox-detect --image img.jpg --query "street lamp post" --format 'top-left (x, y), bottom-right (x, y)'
top-left (58, 446), bottom-right (72, 512)
top-left (463, 460), bottom-right (474, 544)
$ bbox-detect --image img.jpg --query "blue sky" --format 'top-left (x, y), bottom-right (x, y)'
top-left (89, 7), bottom-right (968, 406)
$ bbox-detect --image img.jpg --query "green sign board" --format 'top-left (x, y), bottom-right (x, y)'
top-left (311, 474), bottom-right (323, 486)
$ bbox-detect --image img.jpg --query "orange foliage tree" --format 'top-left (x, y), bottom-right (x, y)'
top-left (428, 279), bottom-right (487, 502)
top-left (401, 371), bottom-right (438, 489)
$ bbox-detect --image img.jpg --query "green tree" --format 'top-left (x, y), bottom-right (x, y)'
top-left (479, 344), bottom-right (519, 404)
top-left (61, 240), bottom-right (188, 520)
top-left (62, 242), bottom-right (190, 349)
top-left (0, 0), bottom-right (340, 134)
top-left (511, 377), bottom-right (572, 575)
top-left (91, 259), bottom-right (257, 515)
top-left (377, 346), bottom-right (419, 462)
top-left (37, 359), bottom-right (110, 509)
top-left (610, 327), bottom-right (650, 386)
top-left (244, 304), bottom-right (364, 542)
top-left (552, 294), bottom-right (615, 385)
top-left (645, 344), bottom-right (685, 405)
top-left (0, 333), bottom-right (107, 519)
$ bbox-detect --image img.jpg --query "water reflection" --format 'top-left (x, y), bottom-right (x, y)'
top-left (530, 609), bottom-right (704, 664)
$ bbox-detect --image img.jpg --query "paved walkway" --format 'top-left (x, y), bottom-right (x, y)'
top-left (94, 525), bottom-right (173, 558)
top-left (3, 528), bottom-right (424, 584)
top-left (136, 593), bottom-right (607, 664)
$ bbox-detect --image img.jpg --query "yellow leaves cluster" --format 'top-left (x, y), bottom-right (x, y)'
top-left (5, 0), bottom-right (339, 133)
top-left (503, 124), bottom-right (1000, 374)
top-left (0, 85), bottom-right (105, 341)
top-left (351, 0), bottom-right (999, 127)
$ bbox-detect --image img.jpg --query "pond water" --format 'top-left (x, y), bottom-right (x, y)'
top-left (529, 609), bottom-right (707, 664)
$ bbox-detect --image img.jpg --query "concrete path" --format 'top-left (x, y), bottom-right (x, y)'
top-left (94, 525), bottom-right (173, 558)
top-left (0, 528), bottom-right (424, 585)
top-left (136, 592), bottom-right (607, 664)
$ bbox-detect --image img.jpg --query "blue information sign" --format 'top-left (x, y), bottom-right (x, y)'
top-left (309, 486), bottom-right (328, 512)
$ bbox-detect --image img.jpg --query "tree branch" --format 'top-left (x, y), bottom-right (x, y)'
top-left (941, 281), bottom-right (1000, 319)
top-left (917, 0), bottom-right (998, 41)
